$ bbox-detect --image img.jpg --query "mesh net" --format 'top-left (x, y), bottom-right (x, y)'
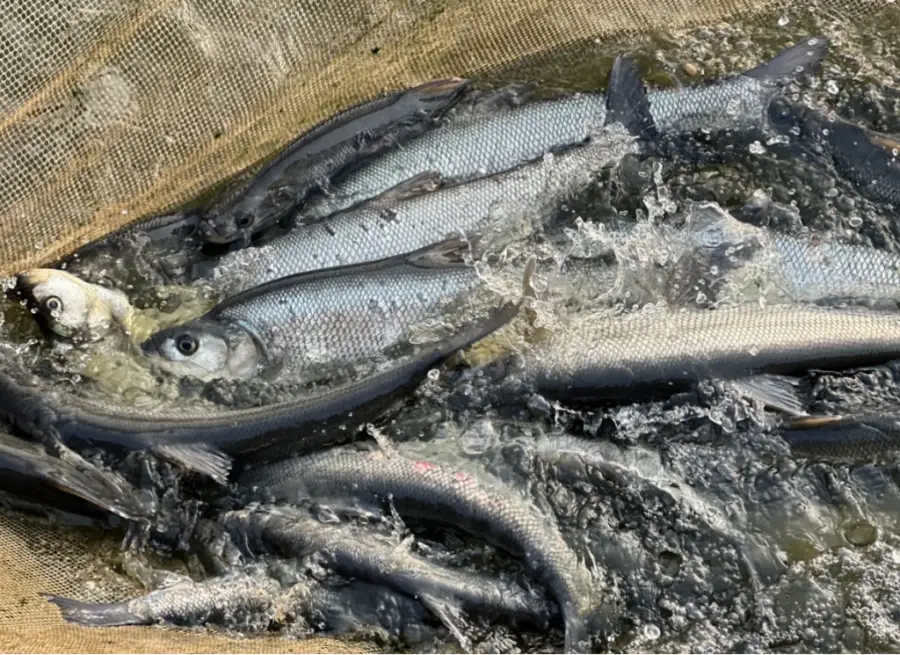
top-left (0, 0), bottom-right (896, 651)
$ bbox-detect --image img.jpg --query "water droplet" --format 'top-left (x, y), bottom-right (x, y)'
top-left (643, 624), bottom-right (661, 640)
top-left (748, 141), bottom-right (766, 155)
top-left (748, 346), bottom-right (760, 356)
top-left (826, 79), bottom-right (840, 95)
top-left (777, 14), bottom-right (790, 25)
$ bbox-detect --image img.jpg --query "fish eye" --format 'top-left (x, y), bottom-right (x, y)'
top-left (236, 215), bottom-right (253, 229)
top-left (175, 333), bottom-right (199, 356)
top-left (42, 296), bottom-right (63, 313)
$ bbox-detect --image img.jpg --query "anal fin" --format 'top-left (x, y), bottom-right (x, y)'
top-left (418, 591), bottom-right (471, 650)
top-left (152, 443), bottom-right (232, 485)
top-left (730, 374), bottom-right (808, 416)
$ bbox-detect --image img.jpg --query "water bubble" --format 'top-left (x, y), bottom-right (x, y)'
top-left (426, 368), bottom-right (440, 381)
top-left (848, 215), bottom-right (863, 228)
top-left (643, 624), bottom-right (661, 640)
top-left (748, 141), bottom-right (766, 155)
top-left (825, 79), bottom-right (840, 95)
top-left (777, 14), bottom-right (790, 26)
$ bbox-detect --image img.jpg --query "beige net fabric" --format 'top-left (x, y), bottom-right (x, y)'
top-left (0, 0), bottom-right (895, 651)
top-left (0, 0), bottom-right (805, 277)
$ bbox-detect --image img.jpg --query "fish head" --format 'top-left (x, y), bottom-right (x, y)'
top-left (140, 319), bottom-right (262, 381)
top-left (200, 209), bottom-right (256, 246)
top-left (15, 269), bottom-right (114, 342)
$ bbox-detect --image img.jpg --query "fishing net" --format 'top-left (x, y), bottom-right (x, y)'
top-left (0, 0), bottom-right (896, 651)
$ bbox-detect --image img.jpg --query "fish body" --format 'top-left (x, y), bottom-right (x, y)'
top-left (201, 78), bottom-right (470, 244)
top-left (527, 304), bottom-right (900, 404)
top-left (226, 507), bottom-right (555, 638)
top-left (783, 415), bottom-right (900, 462)
top-left (211, 127), bottom-right (635, 291)
top-left (144, 242), bottom-right (481, 382)
top-left (303, 38), bottom-right (827, 221)
top-left (46, 572), bottom-right (280, 629)
top-left (0, 431), bottom-right (147, 521)
top-left (238, 448), bottom-right (599, 653)
top-left (768, 97), bottom-right (900, 207)
top-left (0, 303), bottom-right (518, 482)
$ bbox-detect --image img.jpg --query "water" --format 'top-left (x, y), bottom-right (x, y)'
top-left (2, 5), bottom-right (900, 652)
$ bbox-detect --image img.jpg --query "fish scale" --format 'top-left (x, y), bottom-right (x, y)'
top-left (305, 75), bottom-right (776, 221)
top-left (196, 260), bottom-right (478, 380)
top-left (239, 448), bottom-right (601, 653)
top-left (214, 131), bottom-right (635, 292)
top-left (529, 304), bottom-right (900, 402)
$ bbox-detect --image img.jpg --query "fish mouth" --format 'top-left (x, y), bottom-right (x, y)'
top-left (139, 333), bottom-right (164, 359)
top-left (12, 269), bottom-right (52, 303)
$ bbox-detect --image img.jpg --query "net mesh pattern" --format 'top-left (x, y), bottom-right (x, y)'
top-left (0, 0), bottom-right (893, 651)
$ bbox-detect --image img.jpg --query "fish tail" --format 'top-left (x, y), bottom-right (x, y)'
top-left (43, 594), bottom-right (145, 627)
top-left (744, 36), bottom-right (829, 84)
top-left (408, 78), bottom-right (471, 112)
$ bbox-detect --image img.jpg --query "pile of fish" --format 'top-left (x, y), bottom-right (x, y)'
top-left (2, 33), bottom-right (900, 652)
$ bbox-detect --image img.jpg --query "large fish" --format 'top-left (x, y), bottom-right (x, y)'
top-left (525, 304), bottom-right (900, 413)
top-left (296, 38), bottom-right (829, 223)
top-left (225, 507), bottom-right (556, 646)
top-left (238, 448), bottom-right (601, 653)
top-left (200, 78), bottom-right (470, 244)
top-left (142, 241), bottom-right (483, 383)
top-left (0, 302), bottom-right (518, 483)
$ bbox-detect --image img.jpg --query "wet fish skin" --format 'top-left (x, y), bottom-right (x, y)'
top-left (527, 304), bottom-right (900, 404)
top-left (304, 38), bottom-right (828, 221)
top-left (211, 125), bottom-right (636, 291)
top-left (200, 78), bottom-right (470, 244)
top-left (238, 449), bottom-right (599, 653)
top-left (226, 507), bottom-right (556, 637)
top-left (0, 302), bottom-right (519, 483)
top-left (783, 415), bottom-right (900, 462)
top-left (289, 580), bottom-right (442, 644)
top-left (15, 269), bottom-right (133, 342)
top-left (768, 97), bottom-right (900, 207)
top-left (0, 430), bottom-right (149, 522)
top-left (143, 242), bottom-right (481, 382)
top-left (45, 572), bottom-right (280, 629)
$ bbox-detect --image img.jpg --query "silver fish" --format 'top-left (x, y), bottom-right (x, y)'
top-left (145, 241), bottom-right (484, 383)
top-left (527, 303), bottom-right (900, 412)
top-left (226, 507), bottom-right (556, 646)
top-left (201, 78), bottom-right (470, 244)
top-left (210, 124), bottom-right (635, 293)
top-left (46, 572), bottom-right (280, 629)
top-left (303, 38), bottom-right (828, 220)
top-left (15, 269), bottom-right (133, 342)
top-left (239, 448), bottom-right (601, 653)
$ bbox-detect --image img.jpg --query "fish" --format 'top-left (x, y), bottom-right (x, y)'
top-left (0, 430), bottom-right (148, 522)
top-left (15, 269), bottom-right (134, 342)
top-left (650, 202), bottom-right (900, 308)
top-left (15, 269), bottom-right (217, 345)
top-left (0, 301), bottom-right (519, 483)
top-left (205, 55), bottom-right (652, 293)
top-left (225, 507), bottom-right (556, 646)
top-left (782, 414), bottom-right (900, 462)
top-left (200, 78), bottom-right (470, 244)
top-left (300, 38), bottom-right (828, 222)
top-left (142, 240), bottom-right (483, 383)
top-left (45, 572), bottom-right (280, 629)
top-left (768, 97), bottom-right (900, 207)
top-left (237, 448), bottom-right (600, 653)
top-left (525, 304), bottom-right (900, 414)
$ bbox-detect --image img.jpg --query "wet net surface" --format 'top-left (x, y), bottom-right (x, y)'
top-left (1, 0), bottom-right (900, 651)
